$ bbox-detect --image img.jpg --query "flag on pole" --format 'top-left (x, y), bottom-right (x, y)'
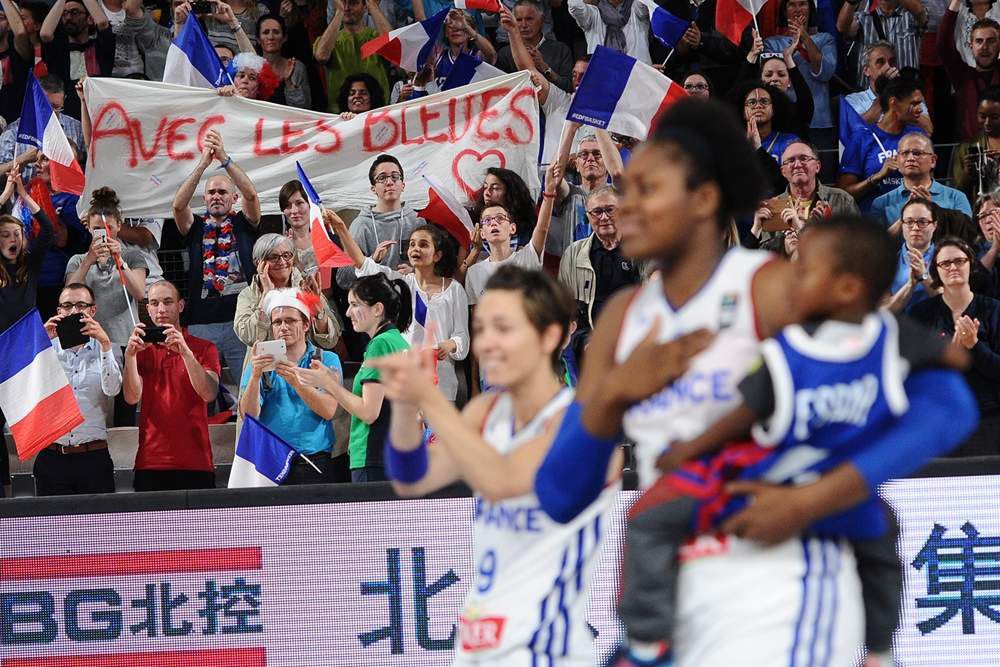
top-left (417, 175), bottom-right (475, 248)
top-left (228, 415), bottom-right (297, 487)
top-left (454, 0), bottom-right (502, 12)
top-left (567, 46), bottom-right (686, 139)
top-left (442, 53), bottom-right (505, 90)
top-left (295, 161), bottom-right (354, 269)
top-left (162, 15), bottom-right (228, 88)
top-left (0, 310), bottom-right (84, 460)
top-left (18, 74), bottom-right (85, 196)
top-left (360, 9), bottom-right (449, 71)
top-left (637, 0), bottom-right (692, 48)
top-left (716, 0), bottom-right (769, 45)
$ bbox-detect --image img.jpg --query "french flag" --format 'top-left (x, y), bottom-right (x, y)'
top-left (360, 9), bottom-right (449, 71)
top-left (454, 0), bottom-right (502, 12)
top-left (17, 74), bottom-right (85, 196)
top-left (163, 14), bottom-right (229, 88)
top-left (638, 0), bottom-right (692, 48)
top-left (567, 46), bottom-right (685, 139)
top-left (716, 0), bottom-right (769, 45)
top-left (442, 52), bottom-right (505, 90)
top-left (0, 310), bottom-right (84, 461)
top-left (295, 161), bottom-right (354, 270)
top-left (228, 416), bottom-right (296, 487)
top-left (417, 175), bottom-right (475, 248)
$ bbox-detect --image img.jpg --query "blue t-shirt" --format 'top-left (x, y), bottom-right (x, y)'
top-left (762, 131), bottom-right (801, 165)
top-left (240, 342), bottom-right (342, 455)
top-left (839, 124), bottom-right (925, 211)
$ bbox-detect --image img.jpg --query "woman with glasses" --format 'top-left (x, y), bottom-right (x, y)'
top-left (912, 237), bottom-right (1000, 455)
top-left (469, 167), bottom-right (539, 252)
top-left (730, 80), bottom-right (798, 194)
top-left (741, 29), bottom-right (815, 139)
top-left (886, 197), bottom-right (939, 313)
top-left (681, 72), bottom-right (712, 98)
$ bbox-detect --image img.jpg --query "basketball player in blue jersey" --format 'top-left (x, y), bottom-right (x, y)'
top-left (615, 216), bottom-right (972, 667)
top-left (534, 98), bottom-right (980, 667)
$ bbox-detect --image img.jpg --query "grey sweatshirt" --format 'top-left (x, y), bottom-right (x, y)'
top-left (336, 205), bottom-right (421, 290)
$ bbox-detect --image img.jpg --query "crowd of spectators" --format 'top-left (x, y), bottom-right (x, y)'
top-left (2, 0), bottom-right (1000, 497)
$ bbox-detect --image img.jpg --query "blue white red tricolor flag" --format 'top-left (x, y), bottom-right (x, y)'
top-left (567, 46), bottom-right (686, 139)
top-left (417, 174), bottom-right (475, 248)
top-left (637, 0), bottom-right (693, 48)
top-left (454, 0), bottom-right (502, 12)
top-left (442, 53), bottom-right (505, 90)
top-left (716, 0), bottom-right (769, 45)
top-left (18, 74), bottom-right (86, 195)
top-left (163, 14), bottom-right (230, 88)
top-left (0, 310), bottom-right (84, 460)
top-left (295, 161), bottom-right (354, 269)
top-left (229, 416), bottom-right (297, 487)
top-left (360, 9), bottom-right (449, 71)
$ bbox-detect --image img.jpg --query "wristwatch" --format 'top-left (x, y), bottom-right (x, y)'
top-left (921, 271), bottom-right (930, 282)
top-left (543, 67), bottom-right (553, 79)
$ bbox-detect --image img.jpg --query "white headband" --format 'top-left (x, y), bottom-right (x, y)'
top-left (262, 288), bottom-right (318, 321)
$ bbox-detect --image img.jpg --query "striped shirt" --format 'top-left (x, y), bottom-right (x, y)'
top-left (853, 6), bottom-right (923, 87)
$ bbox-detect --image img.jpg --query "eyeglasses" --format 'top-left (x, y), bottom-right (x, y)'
top-left (577, 150), bottom-right (603, 161)
top-left (57, 301), bottom-right (95, 312)
top-left (898, 149), bottom-right (933, 159)
top-left (683, 83), bottom-right (710, 92)
top-left (265, 251), bottom-right (294, 263)
top-left (781, 155), bottom-right (818, 166)
top-left (902, 219), bottom-right (934, 228)
top-left (937, 257), bottom-right (971, 270)
top-left (587, 205), bottom-right (617, 219)
top-left (480, 214), bottom-right (510, 226)
top-left (745, 97), bottom-right (772, 107)
top-left (374, 172), bottom-right (403, 184)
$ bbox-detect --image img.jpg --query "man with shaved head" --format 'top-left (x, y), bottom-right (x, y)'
top-left (172, 129), bottom-right (260, 384)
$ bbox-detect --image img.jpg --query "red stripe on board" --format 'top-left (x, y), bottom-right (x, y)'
top-left (11, 384), bottom-right (84, 461)
top-left (0, 547), bottom-right (262, 581)
top-left (2, 647), bottom-right (266, 667)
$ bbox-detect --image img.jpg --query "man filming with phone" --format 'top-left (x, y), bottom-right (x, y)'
top-left (123, 280), bottom-right (221, 492)
top-left (37, 283), bottom-right (121, 496)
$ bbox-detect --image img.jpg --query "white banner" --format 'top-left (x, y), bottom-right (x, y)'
top-left (79, 73), bottom-right (541, 219)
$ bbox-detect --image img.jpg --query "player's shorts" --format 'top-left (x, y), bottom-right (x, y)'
top-left (674, 534), bottom-right (864, 667)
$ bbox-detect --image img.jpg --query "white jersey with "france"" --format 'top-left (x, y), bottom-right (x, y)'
top-left (456, 387), bottom-right (616, 665)
top-left (617, 247), bottom-right (773, 490)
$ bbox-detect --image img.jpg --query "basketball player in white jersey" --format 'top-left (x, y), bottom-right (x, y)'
top-left (371, 265), bottom-right (621, 665)
top-left (535, 99), bottom-right (977, 667)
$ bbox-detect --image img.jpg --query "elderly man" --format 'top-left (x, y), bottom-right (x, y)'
top-left (172, 129), bottom-right (260, 383)
top-left (837, 0), bottom-right (927, 88)
top-left (940, 0), bottom-right (1000, 140)
top-left (872, 132), bottom-right (973, 232)
top-left (37, 283), bottom-right (120, 496)
top-left (558, 186), bottom-right (640, 332)
top-left (496, 0), bottom-right (573, 92)
top-left (240, 289), bottom-right (342, 485)
top-left (124, 281), bottom-right (220, 492)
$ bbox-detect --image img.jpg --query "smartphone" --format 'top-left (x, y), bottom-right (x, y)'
top-left (256, 339), bottom-right (287, 371)
top-left (143, 325), bottom-right (167, 344)
top-left (191, 0), bottom-right (214, 14)
top-left (56, 313), bottom-right (89, 349)
top-left (91, 228), bottom-right (107, 244)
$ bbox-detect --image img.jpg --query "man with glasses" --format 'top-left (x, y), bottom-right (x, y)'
top-left (35, 283), bottom-right (120, 495)
top-left (123, 280), bottom-right (220, 492)
top-left (38, 0), bottom-right (114, 119)
top-left (558, 186), bottom-right (639, 332)
top-left (0, 73), bottom-right (84, 181)
top-left (872, 132), bottom-right (972, 232)
top-left (172, 129), bottom-right (260, 385)
top-left (337, 154), bottom-right (419, 290)
top-left (940, 0), bottom-right (1000, 141)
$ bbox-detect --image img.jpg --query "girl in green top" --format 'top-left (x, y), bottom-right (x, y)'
top-left (300, 273), bottom-right (411, 483)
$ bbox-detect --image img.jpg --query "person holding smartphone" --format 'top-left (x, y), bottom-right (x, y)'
top-left (38, 283), bottom-right (120, 496)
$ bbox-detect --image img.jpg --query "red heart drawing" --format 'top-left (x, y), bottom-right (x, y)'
top-left (451, 148), bottom-right (507, 199)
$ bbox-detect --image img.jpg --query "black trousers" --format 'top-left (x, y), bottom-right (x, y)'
top-left (33, 447), bottom-right (115, 496)
top-left (133, 469), bottom-right (216, 492)
top-left (283, 451), bottom-right (336, 486)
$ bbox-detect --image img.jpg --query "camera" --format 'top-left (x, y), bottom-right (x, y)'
top-left (143, 325), bottom-right (168, 344)
top-left (191, 0), bottom-right (214, 14)
top-left (56, 313), bottom-right (89, 349)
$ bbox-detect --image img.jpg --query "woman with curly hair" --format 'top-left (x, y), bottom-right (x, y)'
top-left (470, 168), bottom-right (538, 249)
top-left (336, 73), bottom-right (385, 120)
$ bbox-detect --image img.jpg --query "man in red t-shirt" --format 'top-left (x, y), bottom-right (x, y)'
top-left (123, 280), bottom-right (220, 492)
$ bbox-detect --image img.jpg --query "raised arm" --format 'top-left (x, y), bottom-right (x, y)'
top-left (206, 130), bottom-right (260, 225)
top-left (1, 0), bottom-right (32, 61)
top-left (314, 0), bottom-right (344, 63)
top-left (40, 0), bottom-right (66, 42)
top-left (595, 129), bottom-right (624, 186)
top-left (835, 0), bottom-right (859, 39)
top-left (530, 161), bottom-right (560, 257)
top-left (172, 149), bottom-right (213, 236)
top-left (366, 0), bottom-right (392, 35)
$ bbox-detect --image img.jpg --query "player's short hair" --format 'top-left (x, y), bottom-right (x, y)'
top-left (802, 215), bottom-right (897, 308)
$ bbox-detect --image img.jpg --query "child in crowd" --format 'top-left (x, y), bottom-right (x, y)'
top-left (615, 217), bottom-right (972, 667)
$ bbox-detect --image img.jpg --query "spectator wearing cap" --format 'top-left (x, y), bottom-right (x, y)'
top-left (940, 0), bottom-right (1000, 141)
top-left (839, 43), bottom-right (933, 152)
top-left (312, 0), bottom-right (392, 114)
top-left (837, 0), bottom-right (926, 88)
top-left (568, 0), bottom-right (652, 64)
top-left (38, 0), bottom-right (114, 119)
top-left (123, 280), bottom-right (220, 492)
top-left (172, 129), bottom-right (260, 384)
top-left (240, 288), bottom-right (343, 484)
top-left (496, 1), bottom-right (572, 92)
top-left (872, 133), bottom-right (972, 233)
top-left (38, 283), bottom-right (120, 495)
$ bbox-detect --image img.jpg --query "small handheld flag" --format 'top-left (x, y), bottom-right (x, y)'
top-left (294, 161), bottom-right (354, 270)
top-left (454, 0), bottom-right (502, 12)
top-left (163, 15), bottom-right (229, 88)
top-left (228, 415), bottom-right (297, 487)
top-left (360, 9), bottom-right (449, 71)
top-left (442, 53), bottom-right (505, 90)
top-left (417, 175), bottom-right (475, 248)
top-left (18, 74), bottom-right (85, 196)
top-left (638, 0), bottom-right (692, 48)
